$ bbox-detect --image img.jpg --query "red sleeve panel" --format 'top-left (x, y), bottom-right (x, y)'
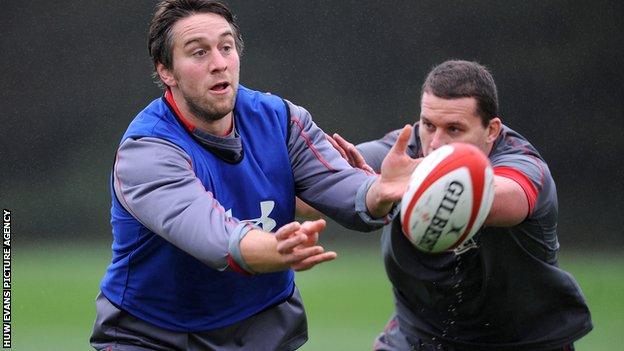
top-left (494, 166), bottom-right (539, 216)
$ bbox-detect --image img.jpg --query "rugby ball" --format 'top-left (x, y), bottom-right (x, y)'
top-left (400, 143), bottom-right (494, 253)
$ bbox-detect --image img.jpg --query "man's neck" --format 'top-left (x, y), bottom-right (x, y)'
top-left (195, 114), bottom-right (234, 137)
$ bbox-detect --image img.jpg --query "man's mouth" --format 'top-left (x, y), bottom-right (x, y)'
top-left (210, 82), bottom-right (230, 92)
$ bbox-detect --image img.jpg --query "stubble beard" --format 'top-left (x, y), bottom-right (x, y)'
top-left (183, 88), bottom-right (237, 123)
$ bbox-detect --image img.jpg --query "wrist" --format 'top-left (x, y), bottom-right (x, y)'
top-left (239, 229), bottom-right (288, 273)
top-left (365, 179), bottom-right (395, 218)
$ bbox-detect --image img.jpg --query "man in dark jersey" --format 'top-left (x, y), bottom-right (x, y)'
top-left (332, 60), bottom-right (592, 351)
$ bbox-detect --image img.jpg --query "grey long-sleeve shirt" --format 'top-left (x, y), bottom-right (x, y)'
top-left (113, 100), bottom-right (393, 272)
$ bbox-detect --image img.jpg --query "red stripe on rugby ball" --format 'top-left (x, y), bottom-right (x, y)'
top-left (446, 146), bottom-right (487, 251)
top-left (402, 143), bottom-right (489, 251)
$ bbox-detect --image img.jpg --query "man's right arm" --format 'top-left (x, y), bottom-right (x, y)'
top-left (287, 102), bottom-right (418, 229)
top-left (114, 137), bottom-right (334, 274)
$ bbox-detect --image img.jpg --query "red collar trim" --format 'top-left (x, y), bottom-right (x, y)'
top-left (164, 89), bottom-right (196, 132)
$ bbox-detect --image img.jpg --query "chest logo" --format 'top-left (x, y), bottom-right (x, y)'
top-left (226, 200), bottom-right (277, 231)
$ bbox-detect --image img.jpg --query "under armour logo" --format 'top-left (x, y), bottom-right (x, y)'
top-left (226, 200), bottom-right (277, 231)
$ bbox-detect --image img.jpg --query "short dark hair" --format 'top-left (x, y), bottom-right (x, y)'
top-left (148, 0), bottom-right (244, 87)
top-left (421, 60), bottom-right (499, 126)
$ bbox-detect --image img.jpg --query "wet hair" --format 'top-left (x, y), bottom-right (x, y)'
top-left (148, 0), bottom-right (244, 87)
top-left (422, 60), bottom-right (499, 126)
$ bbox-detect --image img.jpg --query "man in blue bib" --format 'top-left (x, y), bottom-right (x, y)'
top-left (90, 1), bottom-right (418, 350)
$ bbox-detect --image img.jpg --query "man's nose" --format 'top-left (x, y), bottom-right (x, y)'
top-left (209, 51), bottom-right (228, 72)
top-left (429, 130), bottom-right (446, 150)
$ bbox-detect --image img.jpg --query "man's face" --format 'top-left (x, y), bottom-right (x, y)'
top-left (418, 92), bottom-right (499, 157)
top-left (165, 13), bottom-right (240, 122)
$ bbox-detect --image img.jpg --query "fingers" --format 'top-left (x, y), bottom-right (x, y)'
top-left (275, 221), bottom-right (306, 254)
top-left (274, 219), bottom-right (335, 271)
top-left (390, 124), bottom-right (413, 156)
top-left (292, 251), bottom-right (338, 271)
top-left (333, 133), bottom-right (374, 173)
top-left (274, 221), bottom-right (301, 240)
top-left (333, 133), bottom-right (357, 165)
top-left (276, 219), bottom-right (325, 254)
top-left (326, 133), bottom-right (348, 160)
top-left (347, 140), bottom-right (369, 169)
top-left (276, 233), bottom-right (309, 254)
top-left (352, 151), bottom-right (375, 174)
top-left (283, 245), bottom-right (326, 266)
top-left (300, 218), bottom-right (326, 234)
top-left (298, 218), bottom-right (325, 247)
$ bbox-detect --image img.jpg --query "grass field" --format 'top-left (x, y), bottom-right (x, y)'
top-left (13, 243), bottom-right (623, 350)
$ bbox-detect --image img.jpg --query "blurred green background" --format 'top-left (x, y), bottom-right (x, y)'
top-left (14, 241), bottom-right (624, 350)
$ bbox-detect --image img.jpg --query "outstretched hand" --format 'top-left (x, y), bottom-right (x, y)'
top-left (378, 125), bottom-right (421, 199)
top-left (365, 125), bottom-right (421, 218)
top-left (274, 219), bottom-right (337, 271)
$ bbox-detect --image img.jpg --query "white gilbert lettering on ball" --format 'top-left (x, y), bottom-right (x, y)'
top-left (225, 201), bottom-right (277, 231)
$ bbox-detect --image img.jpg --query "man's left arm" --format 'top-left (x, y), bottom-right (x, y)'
top-left (485, 176), bottom-right (530, 227)
top-left (485, 155), bottom-right (548, 227)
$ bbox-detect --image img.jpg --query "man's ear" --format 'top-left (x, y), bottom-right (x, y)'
top-left (487, 117), bottom-right (502, 144)
top-left (156, 62), bottom-right (177, 88)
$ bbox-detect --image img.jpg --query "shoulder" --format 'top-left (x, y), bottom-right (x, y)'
top-left (490, 125), bottom-right (545, 163)
top-left (123, 97), bottom-right (182, 142)
top-left (236, 85), bottom-right (288, 113)
top-left (115, 137), bottom-right (193, 186)
top-left (490, 125), bottom-right (556, 218)
top-left (235, 85), bottom-right (290, 129)
top-left (489, 126), bottom-right (551, 181)
top-left (234, 85), bottom-right (296, 144)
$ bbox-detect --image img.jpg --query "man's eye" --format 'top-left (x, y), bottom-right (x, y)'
top-left (193, 49), bottom-right (206, 57)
